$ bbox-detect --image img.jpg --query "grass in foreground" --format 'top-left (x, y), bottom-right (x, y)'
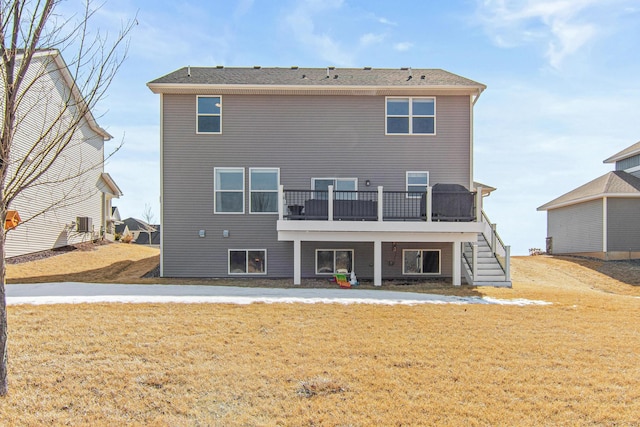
top-left (3, 289), bottom-right (640, 425)
top-left (3, 244), bottom-right (640, 425)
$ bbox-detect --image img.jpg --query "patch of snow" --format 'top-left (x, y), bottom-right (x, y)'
top-left (7, 295), bottom-right (551, 306)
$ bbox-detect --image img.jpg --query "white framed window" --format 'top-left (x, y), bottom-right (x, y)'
top-left (229, 249), bottom-right (267, 275)
top-left (315, 249), bottom-right (354, 275)
top-left (214, 167), bottom-right (244, 213)
top-left (197, 95), bottom-right (222, 134)
top-left (406, 171), bottom-right (429, 198)
top-left (250, 168), bottom-right (280, 214)
top-left (312, 178), bottom-right (357, 200)
top-left (402, 249), bottom-right (441, 275)
top-left (386, 97), bottom-right (435, 135)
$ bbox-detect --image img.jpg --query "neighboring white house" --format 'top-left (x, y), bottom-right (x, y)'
top-left (4, 49), bottom-right (121, 258)
top-left (538, 141), bottom-right (640, 260)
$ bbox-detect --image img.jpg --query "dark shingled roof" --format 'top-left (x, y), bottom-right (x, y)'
top-left (537, 171), bottom-right (640, 211)
top-left (148, 67), bottom-right (485, 89)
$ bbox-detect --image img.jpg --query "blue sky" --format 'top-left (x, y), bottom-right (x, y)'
top-left (82, 0), bottom-right (640, 255)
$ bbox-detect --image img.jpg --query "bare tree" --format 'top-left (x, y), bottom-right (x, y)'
top-left (0, 0), bottom-right (134, 396)
top-left (141, 202), bottom-right (155, 245)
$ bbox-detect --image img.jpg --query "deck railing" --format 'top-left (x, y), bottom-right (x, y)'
top-left (279, 185), bottom-right (480, 222)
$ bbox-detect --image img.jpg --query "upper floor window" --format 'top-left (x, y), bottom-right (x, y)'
top-left (197, 96), bottom-right (222, 134)
top-left (250, 168), bottom-right (280, 213)
top-left (214, 167), bottom-right (244, 213)
top-left (406, 171), bottom-right (429, 198)
top-left (386, 97), bottom-right (435, 135)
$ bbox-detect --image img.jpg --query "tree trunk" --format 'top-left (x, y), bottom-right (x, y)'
top-left (0, 227), bottom-right (7, 396)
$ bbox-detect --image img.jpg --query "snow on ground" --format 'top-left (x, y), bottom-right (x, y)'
top-left (6, 283), bottom-right (552, 306)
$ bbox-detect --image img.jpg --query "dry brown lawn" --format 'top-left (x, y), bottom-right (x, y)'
top-left (3, 244), bottom-right (640, 426)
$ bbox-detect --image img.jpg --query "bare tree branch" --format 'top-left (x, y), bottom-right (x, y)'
top-left (0, 0), bottom-right (134, 396)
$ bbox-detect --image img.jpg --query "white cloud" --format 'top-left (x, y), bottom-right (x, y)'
top-left (283, 0), bottom-right (354, 66)
top-left (393, 42), bottom-right (413, 51)
top-left (474, 0), bottom-right (630, 68)
top-left (359, 32), bottom-right (385, 47)
top-left (234, 0), bottom-right (254, 17)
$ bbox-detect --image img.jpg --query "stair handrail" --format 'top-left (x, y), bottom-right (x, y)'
top-left (480, 210), bottom-right (511, 280)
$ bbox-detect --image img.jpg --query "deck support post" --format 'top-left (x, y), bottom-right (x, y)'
top-left (278, 184), bottom-right (284, 221)
top-left (293, 239), bottom-right (301, 285)
top-left (328, 185), bottom-right (334, 221)
top-left (374, 240), bottom-right (382, 286)
top-left (452, 241), bottom-right (461, 286)
top-left (377, 186), bottom-right (384, 222)
top-left (476, 187), bottom-right (483, 222)
top-left (426, 186), bottom-right (432, 222)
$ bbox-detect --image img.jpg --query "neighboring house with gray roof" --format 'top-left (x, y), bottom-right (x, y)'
top-left (538, 141), bottom-right (640, 260)
top-left (147, 66), bottom-right (511, 286)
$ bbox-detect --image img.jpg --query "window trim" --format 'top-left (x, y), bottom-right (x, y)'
top-left (406, 171), bottom-right (430, 199)
top-left (402, 249), bottom-right (441, 275)
top-left (385, 96), bottom-right (436, 136)
top-left (214, 167), bottom-right (245, 214)
top-left (228, 249), bottom-right (267, 275)
top-left (196, 95), bottom-right (222, 134)
top-left (249, 167), bottom-right (280, 214)
top-left (315, 249), bottom-right (354, 275)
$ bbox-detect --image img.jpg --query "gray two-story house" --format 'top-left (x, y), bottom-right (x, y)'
top-left (148, 67), bottom-right (510, 286)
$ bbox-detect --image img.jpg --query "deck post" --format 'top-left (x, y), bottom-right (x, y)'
top-left (491, 223), bottom-right (497, 254)
top-left (476, 186), bottom-right (483, 221)
top-left (377, 186), bottom-right (384, 222)
top-left (426, 186), bottom-right (432, 222)
top-left (505, 245), bottom-right (511, 281)
top-left (293, 239), bottom-right (301, 285)
top-left (278, 184), bottom-right (284, 221)
top-left (328, 185), bottom-right (334, 221)
top-left (472, 243), bottom-right (478, 282)
top-left (373, 240), bottom-right (382, 286)
top-left (452, 242), bottom-right (461, 286)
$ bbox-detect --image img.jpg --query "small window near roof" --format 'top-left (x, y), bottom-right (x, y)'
top-left (197, 96), bottom-right (222, 134)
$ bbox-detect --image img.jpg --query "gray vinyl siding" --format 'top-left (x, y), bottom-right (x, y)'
top-left (299, 242), bottom-right (452, 279)
top-left (615, 154), bottom-right (640, 171)
top-left (5, 56), bottom-right (105, 258)
top-left (162, 93), bottom-right (471, 277)
top-left (606, 198), bottom-right (640, 252)
top-left (547, 199), bottom-right (603, 254)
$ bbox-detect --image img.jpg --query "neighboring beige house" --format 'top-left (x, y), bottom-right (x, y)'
top-left (4, 49), bottom-right (121, 258)
top-left (538, 141), bottom-right (640, 260)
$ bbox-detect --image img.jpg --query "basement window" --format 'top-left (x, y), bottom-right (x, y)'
top-left (316, 249), bottom-right (354, 274)
top-left (402, 249), bottom-right (440, 275)
top-left (229, 249), bottom-right (267, 275)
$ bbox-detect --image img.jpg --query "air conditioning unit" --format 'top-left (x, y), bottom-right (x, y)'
top-left (76, 216), bottom-right (92, 233)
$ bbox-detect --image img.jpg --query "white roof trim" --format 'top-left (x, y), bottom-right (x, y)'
top-left (29, 50), bottom-right (112, 141)
top-left (147, 82), bottom-right (486, 95)
top-left (100, 173), bottom-right (123, 197)
top-left (537, 192), bottom-right (640, 211)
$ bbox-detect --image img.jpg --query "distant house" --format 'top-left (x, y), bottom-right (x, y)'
top-left (118, 218), bottom-right (158, 245)
top-left (4, 49), bottom-right (122, 258)
top-left (538, 141), bottom-right (640, 260)
top-left (135, 225), bottom-right (161, 246)
top-left (148, 66), bottom-right (511, 286)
